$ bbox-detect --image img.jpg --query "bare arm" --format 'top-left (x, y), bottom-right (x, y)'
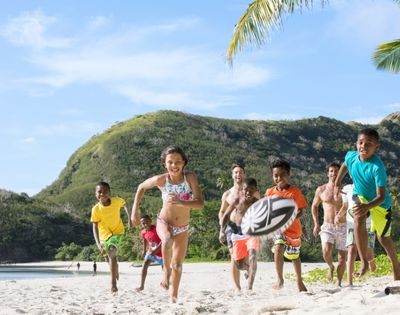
top-left (311, 187), bottom-right (322, 237)
top-left (92, 222), bottom-right (104, 254)
top-left (182, 172), bottom-right (204, 209)
top-left (131, 175), bottom-right (163, 226)
top-left (336, 199), bottom-right (348, 225)
top-left (142, 239), bottom-right (147, 258)
top-left (219, 198), bottom-right (239, 244)
top-left (122, 205), bottom-right (131, 231)
top-left (334, 163), bottom-right (348, 200)
top-left (218, 191), bottom-right (230, 225)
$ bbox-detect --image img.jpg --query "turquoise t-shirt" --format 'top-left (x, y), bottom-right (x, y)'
top-left (345, 151), bottom-right (391, 209)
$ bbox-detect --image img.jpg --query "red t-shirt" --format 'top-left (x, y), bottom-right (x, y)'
top-left (264, 185), bottom-right (308, 239)
top-left (141, 225), bottom-right (162, 257)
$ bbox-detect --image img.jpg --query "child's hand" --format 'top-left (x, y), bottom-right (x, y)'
top-left (219, 231), bottom-right (226, 245)
top-left (166, 193), bottom-right (180, 205)
top-left (97, 243), bottom-right (105, 254)
top-left (353, 203), bottom-right (369, 217)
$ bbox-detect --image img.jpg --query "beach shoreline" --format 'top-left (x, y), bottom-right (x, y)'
top-left (1, 261), bottom-right (399, 314)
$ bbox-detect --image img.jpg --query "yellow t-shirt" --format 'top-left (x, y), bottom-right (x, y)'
top-left (90, 197), bottom-right (126, 241)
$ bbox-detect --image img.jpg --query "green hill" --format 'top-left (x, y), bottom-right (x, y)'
top-left (3, 110), bottom-right (400, 262)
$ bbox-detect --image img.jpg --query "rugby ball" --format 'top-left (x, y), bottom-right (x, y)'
top-left (241, 196), bottom-right (297, 238)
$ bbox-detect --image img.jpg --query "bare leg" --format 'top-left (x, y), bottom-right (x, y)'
top-left (337, 249), bottom-right (347, 287)
top-left (354, 215), bottom-right (369, 277)
top-left (169, 231), bottom-right (189, 303)
top-left (273, 244), bottom-right (285, 290)
top-left (247, 250), bottom-right (257, 290)
top-left (377, 235), bottom-right (400, 280)
top-left (367, 248), bottom-right (376, 272)
top-left (108, 246), bottom-right (118, 293)
top-left (231, 258), bottom-right (241, 291)
top-left (136, 260), bottom-right (151, 291)
top-left (157, 222), bottom-right (173, 290)
top-left (322, 242), bottom-right (334, 282)
top-left (292, 258), bottom-right (307, 292)
top-left (347, 245), bottom-right (357, 286)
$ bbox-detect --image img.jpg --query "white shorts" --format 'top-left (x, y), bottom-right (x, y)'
top-left (319, 223), bottom-right (347, 251)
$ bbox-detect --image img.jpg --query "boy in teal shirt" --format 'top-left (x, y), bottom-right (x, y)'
top-left (335, 128), bottom-right (400, 279)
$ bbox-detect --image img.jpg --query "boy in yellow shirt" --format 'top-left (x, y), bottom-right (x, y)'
top-left (91, 181), bottom-right (131, 293)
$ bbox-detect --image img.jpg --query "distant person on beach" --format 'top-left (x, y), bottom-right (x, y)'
top-left (340, 184), bottom-right (376, 285)
top-left (265, 159), bottom-right (308, 292)
top-left (77, 262), bottom-right (80, 271)
top-left (218, 163), bottom-right (260, 290)
top-left (91, 181), bottom-right (131, 293)
top-left (312, 162), bottom-right (347, 286)
top-left (136, 214), bottom-right (163, 291)
top-left (335, 128), bottom-right (400, 280)
top-left (219, 177), bottom-right (260, 291)
top-left (93, 261), bottom-right (97, 276)
top-left (131, 145), bottom-right (204, 303)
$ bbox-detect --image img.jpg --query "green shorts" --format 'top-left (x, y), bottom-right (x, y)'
top-left (358, 195), bottom-right (392, 237)
top-left (346, 228), bottom-right (376, 249)
top-left (101, 234), bottom-right (123, 252)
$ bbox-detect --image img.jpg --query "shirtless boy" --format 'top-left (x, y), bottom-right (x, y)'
top-left (312, 162), bottom-right (347, 286)
top-left (219, 177), bottom-right (260, 291)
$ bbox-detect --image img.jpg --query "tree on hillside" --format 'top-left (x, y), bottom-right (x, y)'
top-left (228, 0), bottom-right (400, 73)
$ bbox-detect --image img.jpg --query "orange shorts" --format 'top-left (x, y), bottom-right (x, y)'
top-left (231, 234), bottom-right (260, 261)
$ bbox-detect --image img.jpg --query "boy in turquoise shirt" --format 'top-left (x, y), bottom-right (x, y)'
top-left (335, 128), bottom-right (400, 279)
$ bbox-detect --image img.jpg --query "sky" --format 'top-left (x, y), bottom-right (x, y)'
top-left (1, 0), bottom-right (400, 196)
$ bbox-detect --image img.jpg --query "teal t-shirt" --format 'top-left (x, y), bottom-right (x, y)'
top-left (345, 151), bottom-right (391, 209)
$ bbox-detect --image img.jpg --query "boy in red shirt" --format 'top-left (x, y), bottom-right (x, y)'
top-left (136, 215), bottom-right (163, 291)
top-left (265, 159), bottom-right (308, 292)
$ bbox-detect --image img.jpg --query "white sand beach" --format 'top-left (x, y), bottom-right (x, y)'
top-left (1, 261), bottom-right (399, 315)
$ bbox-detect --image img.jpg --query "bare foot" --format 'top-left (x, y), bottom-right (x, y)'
top-left (273, 279), bottom-right (284, 290)
top-left (327, 265), bottom-right (334, 282)
top-left (297, 281), bottom-right (307, 292)
top-left (170, 296), bottom-right (177, 303)
top-left (369, 260), bottom-right (377, 273)
top-left (160, 270), bottom-right (170, 290)
top-left (135, 286), bottom-right (144, 291)
top-left (354, 262), bottom-right (369, 277)
top-left (111, 286), bottom-right (118, 294)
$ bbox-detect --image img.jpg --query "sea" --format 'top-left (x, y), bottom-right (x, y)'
top-left (0, 265), bottom-right (94, 281)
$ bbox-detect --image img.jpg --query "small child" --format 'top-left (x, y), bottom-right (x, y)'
top-left (265, 159), bottom-right (308, 292)
top-left (91, 181), bottom-right (131, 293)
top-left (341, 184), bottom-right (376, 285)
top-left (136, 214), bottom-right (163, 291)
top-left (219, 177), bottom-right (260, 291)
top-left (335, 128), bottom-right (400, 279)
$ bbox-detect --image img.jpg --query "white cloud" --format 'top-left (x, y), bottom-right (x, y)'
top-left (329, 0), bottom-right (400, 45)
top-left (1, 10), bottom-right (71, 49)
top-left (352, 115), bottom-right (385, 125)
top-left (243, 112), bottom-right (303, 121)
top-left (19, 137), bottom-right (36, 144)
top-left (87, 16), bottom-right (111, 30)
top-left (387, 102), bottom-right (400, 109)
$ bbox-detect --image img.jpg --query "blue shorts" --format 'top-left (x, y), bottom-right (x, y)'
top-left (144, 252), bottom-right (163, 266)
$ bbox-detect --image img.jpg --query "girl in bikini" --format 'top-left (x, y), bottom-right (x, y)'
top-left (131, 145), bottom-right (204, 303)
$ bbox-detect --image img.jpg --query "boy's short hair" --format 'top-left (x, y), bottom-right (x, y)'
top-left (359, 128), bottom-right (380, 142)
top-left (96, 181), bottom-right (110, 191)
top-left (140, 214), bottom-right (151, 221)
top-left (270, 158), bottom-right (291, 173)
top-left (326, 162), bottom-right (340, 172)
top-left (244, 177), bottom-right (257, 188)
top-left (231, 162), bottom-right (245, 171)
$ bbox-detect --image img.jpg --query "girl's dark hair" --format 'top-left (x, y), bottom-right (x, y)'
top-left (270, 158), bottom-right (291, 173)
top-left (96, 181), bottom-right (110, 191)
top-left (160, 145), bottom-right (188, 166)
top-left (141, 214), bottom-right (151, 221)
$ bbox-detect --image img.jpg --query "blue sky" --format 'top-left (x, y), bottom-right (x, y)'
top-left (1, 0), bottom-right (400, 195)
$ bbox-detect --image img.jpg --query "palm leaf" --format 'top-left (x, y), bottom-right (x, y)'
top-left (373, 39), bottom-right (400, 73)
top-left (227, 0), bottom-right (327, 64)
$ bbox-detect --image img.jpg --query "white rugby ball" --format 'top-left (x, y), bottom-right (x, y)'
top-left (241, 196), bottom-right (297, 238)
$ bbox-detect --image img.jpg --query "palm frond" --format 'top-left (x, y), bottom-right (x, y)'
top-left (227, 0), bottom-right (327, 65)
top-left (373, 39), bottom-right (400, 74)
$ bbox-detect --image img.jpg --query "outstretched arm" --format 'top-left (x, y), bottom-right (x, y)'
top-left (131, 175), bottom-right (162, 226)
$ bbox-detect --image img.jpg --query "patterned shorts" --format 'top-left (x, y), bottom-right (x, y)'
top-left (319, 223), bottom-right (347, 251)
top-left (272, 234), bottom-right (301, 260)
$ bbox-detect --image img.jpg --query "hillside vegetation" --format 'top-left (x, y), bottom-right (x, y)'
top-left (2, 110), bottom-right (400, 262)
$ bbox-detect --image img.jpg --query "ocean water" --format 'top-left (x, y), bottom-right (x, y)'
top-left (0, 265), bottom-right (94, 281)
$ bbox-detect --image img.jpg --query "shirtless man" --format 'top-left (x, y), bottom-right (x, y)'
top-left (218, 163), bottom-right (260, 291)
top-left (312, 162), bottom-right (347, 286)
top-left (219, 177), bottom-right (260, 291)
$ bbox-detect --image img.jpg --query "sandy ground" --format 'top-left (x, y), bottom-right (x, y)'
top-left (1, 261), bottom-right (399, 315)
